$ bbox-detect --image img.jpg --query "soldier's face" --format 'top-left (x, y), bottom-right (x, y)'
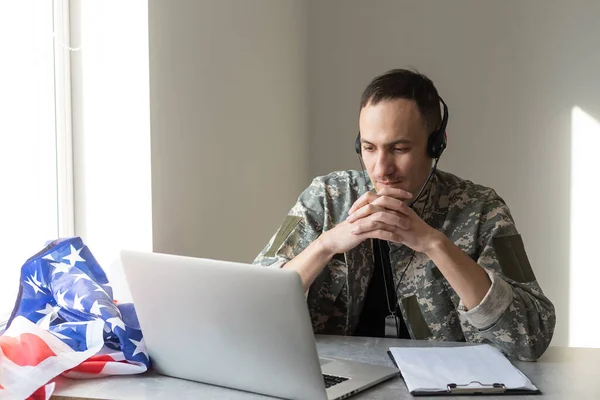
top-left (358, 98), bottom-right (433, 196)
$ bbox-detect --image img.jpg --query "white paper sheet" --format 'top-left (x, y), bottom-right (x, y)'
top-left (389, 344), bottom-right (538, 393)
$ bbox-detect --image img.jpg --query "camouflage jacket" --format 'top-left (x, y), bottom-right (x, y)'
top-left (253, 170), bottom-right (555, 361)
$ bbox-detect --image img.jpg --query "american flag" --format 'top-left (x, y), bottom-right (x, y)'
top-left (0, 237), bottom-right (149, 399)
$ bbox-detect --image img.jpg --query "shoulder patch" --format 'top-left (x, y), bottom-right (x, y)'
top-left (264, 215), bottom-right (302, 257)
top-left (492, 235), bottom-right (536, 283)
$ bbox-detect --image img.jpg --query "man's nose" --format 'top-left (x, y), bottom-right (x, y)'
top-left (373, 151), bottom-right (394, 177)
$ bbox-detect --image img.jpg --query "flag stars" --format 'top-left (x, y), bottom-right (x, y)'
top-left (56, 290), bottom-right (68, 307)
top-left (93, 282), bottom-right (108, 294)
top-left (51, 262), bottom-right (72, 275)
top-left (72, 273), bottom-right (90, 284)
top-left (30, 270), bottom-right (43, 287)
top-left (129, 337), bottom-right (149, 360)
top-left (36, 303), bottom-right (60, 316)
top-left (106, 317), bottom-right (126, 332)
top-left (15, 241), bottom-right (151, 372)
top-left (50, 330), bottom-right (71, 340)
top-left (63, 245), bottom-right (86, 266)
top-left (25, 276), bottom-right (44, 294)
top-left (73, 293), bottom-right (87, 312)
top-left (90, 300), bottom-right (108, 316)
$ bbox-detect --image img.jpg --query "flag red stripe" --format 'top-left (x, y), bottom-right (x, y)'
top-left (27, 381), bottom-right (55, 400)
top-left (70, 354), bottom-right (114, 374)
top-left (71, 361), bottom-right (110, 374)
top-left (86, 354), bottom-right (115, 362)
top-left (0, 333), bottom-right (57, 367)
top-left (27, 386), bottom-right (47, 400)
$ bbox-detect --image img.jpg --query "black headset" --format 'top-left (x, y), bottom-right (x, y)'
top-left (355, 96), bottom-right (448, 160)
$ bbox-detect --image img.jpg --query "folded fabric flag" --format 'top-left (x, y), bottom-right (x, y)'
top-left (0, 237), bottom-right (149, 400)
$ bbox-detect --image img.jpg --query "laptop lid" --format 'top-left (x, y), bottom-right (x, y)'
top-left (120, 250), bottom-right (328, 400)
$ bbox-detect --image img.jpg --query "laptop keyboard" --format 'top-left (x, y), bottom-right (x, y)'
top-left (323, 374), bottom-right (349, 388)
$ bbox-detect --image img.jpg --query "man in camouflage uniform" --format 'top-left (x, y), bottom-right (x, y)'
top-left (253, 69), bottom-right (555, 361)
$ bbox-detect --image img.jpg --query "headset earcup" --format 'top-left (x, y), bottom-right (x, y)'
top-left (427, 131), bottom-right (447, 159)
top-left (355, 134), bottom-right (361, 155)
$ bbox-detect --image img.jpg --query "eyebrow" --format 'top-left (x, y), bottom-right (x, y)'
top-left (361, 139), bottom-right (413, 146)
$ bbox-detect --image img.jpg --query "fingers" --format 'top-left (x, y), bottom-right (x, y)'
top-left (348, 187), bottom-right (413, 217)
top-left (347, 196), bottom-right (413, 223)
top-left (353, 228), bottom-right (404, 244)
top-left (351, 212), bottom-right (410, 234)
top-left (376, 187), bottom-right (413, 201)
top-left (348, 191), bottom-right (378, 215)
top-left (347, 204), bottom-right (389, 223)
top-left (370, 196), bottom-right (413, 216)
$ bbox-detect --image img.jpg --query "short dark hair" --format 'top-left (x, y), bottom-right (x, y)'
top-left (360, 69), bottom-right (441, 131)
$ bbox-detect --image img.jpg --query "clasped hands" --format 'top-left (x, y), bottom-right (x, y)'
top-left (319, 187), bottom-right (442, 256)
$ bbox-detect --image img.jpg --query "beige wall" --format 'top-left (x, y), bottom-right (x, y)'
top-left (148, 0), bottom-right (309, 263)
top-left (308, 0), bottom-right (600, 347)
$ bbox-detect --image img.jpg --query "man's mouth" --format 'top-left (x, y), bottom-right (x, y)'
top-left (376, 181), bottom-right (402, 186)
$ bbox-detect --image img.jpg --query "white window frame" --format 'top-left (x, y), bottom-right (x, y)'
top-left (54, 0), bottom-right (75, 238)
top-left (0, 0), bottom-right (74, 331)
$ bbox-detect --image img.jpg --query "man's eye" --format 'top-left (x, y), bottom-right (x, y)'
top-left (363, 146), bottom-right (375, 152)
top-left (394, 148), bottom-right (409, 153)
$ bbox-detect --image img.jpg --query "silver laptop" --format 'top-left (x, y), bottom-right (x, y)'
top-left (120, 250), bottom-right (398, 400)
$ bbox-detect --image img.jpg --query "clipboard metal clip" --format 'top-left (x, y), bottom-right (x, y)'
top-left (447, 381), bottom-right (506, 395)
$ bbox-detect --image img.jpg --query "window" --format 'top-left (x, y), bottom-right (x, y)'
top-left (0, 1), bottom-right (73, 325)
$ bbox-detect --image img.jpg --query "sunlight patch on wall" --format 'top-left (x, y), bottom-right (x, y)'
top-left (569, 106), bottom-right (600, 348)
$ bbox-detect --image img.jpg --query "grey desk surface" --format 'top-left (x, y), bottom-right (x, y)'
top-left (52, 335), bottom-right (600, 400)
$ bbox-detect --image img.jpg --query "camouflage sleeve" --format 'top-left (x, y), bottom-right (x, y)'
top-left (457, 195), bottom-right (556, 361)
top-left (252, 177), bottom-right (326, 269)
